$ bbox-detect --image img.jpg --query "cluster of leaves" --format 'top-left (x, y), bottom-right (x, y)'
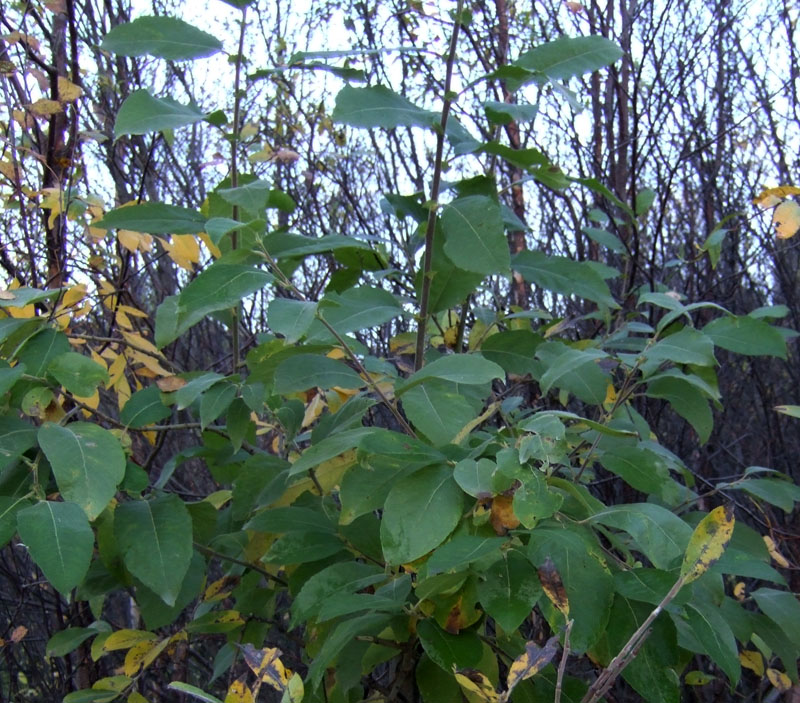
top-left (2, 5), bottom-right (800, 703)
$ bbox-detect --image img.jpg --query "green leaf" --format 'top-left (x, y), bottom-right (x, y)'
top-left (307, 613), bottom-right (391, 686)
top-left (528, 526), bottom-right (613, 652)
top-left (167, 683), bottom-right (223, 703)
top-left (332, 84), bottom-right (437, 129)
top-left (268, 299), bottom-right (317, 343)
top-left (513, 471), bottom-right (564, 527)
top-left (313, 286), bottom-right (404, 338)
top-left (16, 328), bottom-right (71, 376)
top-left (38, 422), bottom-right (125, 521)
top-left (476, 549), bottom-right (542, 632)
top-left (417, 619), bottom-right (482, 672)
top-left (263, 531), bottom-right (344, 564)
top-left (453, 458), bottom-right (495, 498)
top-left (400, 354), bottom-right (503, 393)
top-left (288, 426), bottom-right (372, 476)
top-left (115, 494), bottom-right (193, 606)
top-left (589, 503), bottom-right (693, 569)
top-left (16, 501), bottom-right (93, 594)
top-left (0, 286), bottom-right (63, 308)
top-left (101, 16), bottom-right (222, 60)
top-left (217, 180), bottom-right (296, 213)
top-left (120, 386), bottom-right (171, 428)
top-left (0, 496), bottom-right (29, 547)
top-left (483, 100), bottom-right (538, 124)
top-left (515, 36), bottom-right (623, 80)
top-left (607, 597), bottom-right (680, 703)
top-left (47, 352), bottom-right (108, 397)
top-left (114, 89), bottom-right (205, 138)
top-left (681, 602), bottom-right (740, 685)
top-left (199, 382), bottom-right (237, 429)
top-left (401, 380), bottom-right (478, 446)
top-left (245, 506), bottom-right (335, 534)
top-left (62, 690), bottom-right (118, 703)
top-left (136, 551), bottom-right (205, 630)
top-left (0, 417), bottom-right (37, 472)
top-left (273, 354), bottom-right (364, 394)
top-left (725, 478), bottom-right (800, 513)
top-left (441, 196), bottom-right (510, 275)
top-left (480, 330), bottom-right (540, 375)
top-left (416, 653), bottom-right (462, 702)
top-left (752, 588), bottom-right (800, 649)
top-left (643, 328), bottom-right (716, 369)
top-left (381, 465), bottom-right (464, 565)
top-left (646, 377), bottom-right (713, 443)
top-left (614, 568), bottom-right (690, 607)
top-left (582, 226), bottom-right (626, 253)
top-left (156, 263), bottom-right (273, 346)
top-left (598, 446), bottom-right (676, 500)
top-left (46, 623), bottom-right (108, 657)
top-left (292, 561), bottom-right (385, 626)
top-left (534, 342), bottom-right (609, 404)
top-left (538, 347), bottom-right (607, 395)
top-left (513, 251), bottom-right (618, 308)
top-left (703, 316), bottom-right (787, 358)
top-left (94, 202), bottom-right (206, 234)
top-left (427, 535), bottom-right (506, 574)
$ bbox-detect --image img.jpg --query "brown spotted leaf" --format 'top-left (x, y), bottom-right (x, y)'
top-left (537, 557), bottom-right (569, 616)
top-left (454, 669), bottom-right (500, 702)
top-left (505, 634), bottom-right (560, 694)
top-left (680, 504), bottom-right (735, 584)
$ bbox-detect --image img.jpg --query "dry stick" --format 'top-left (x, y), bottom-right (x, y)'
top-left (555, 619), bottom-right (573, 703)
top-left (581, 576), bottom-right (686, 703)
top-left (413, 0), bottom-right (466, 371)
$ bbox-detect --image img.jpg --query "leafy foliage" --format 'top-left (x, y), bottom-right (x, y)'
top-left (1, 5), bottom-right (799, 703)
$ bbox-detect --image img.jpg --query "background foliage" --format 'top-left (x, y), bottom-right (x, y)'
top-left (1, 0), bottom-right (799, 701)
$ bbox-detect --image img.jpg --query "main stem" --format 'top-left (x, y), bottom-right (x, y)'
top-left (230, 7), bottom-right (248, 375)
top-left (413, 0), bottom-right (465, 371)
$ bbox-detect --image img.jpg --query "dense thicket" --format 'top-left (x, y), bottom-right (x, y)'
top-left (0, 0), bottom-right (799, 701)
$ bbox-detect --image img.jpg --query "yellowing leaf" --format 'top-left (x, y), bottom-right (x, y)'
top-left (505, 635), bottom-right (560, 694)
top-left (680, 503), bottom-right (735, 584)
top-left (224, 678), bottom-right (254, 703)
top-left (773, 200), bottom-right (800, 239)
top-left (739, 650), bottom-right (764, 677)
top-left (124, 639), bottom-right (159, 676)
top-left (733, 581), bottom-right (746, 601)
top-left (28, 98), bottom-right (63, 116)
top-left (238, 644), bottom-right (290, 691)
top-left (128, 693), bottom-right (149, 703)
top-left (61, 283), bottom-right (87, 308)
top-left (118, 229), bottom-right (153, 253)
top-left (454, 669), bottom-right (500, 703)
top-left (57, 76), bottom-right (82, 102)
top-left (766, 668), bottom-right (792, 692)
top-left (537, 557), bottom-right (569, 617)
top-left (102, 629), bottom-right (158, 652)
top-left (162, 234), bottom-right (200, 271)
top-left (684, 670), bottom-right (714, 685)
top-left (763, 535), bottom-right (790, 567)
top-left (284, 673), bottom-right (304, 703)
top-left (754, 185), bottom-right (800, 206)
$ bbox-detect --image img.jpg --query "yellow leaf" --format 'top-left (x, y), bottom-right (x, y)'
top-left (754, 185), bottom-right (800, 206)
top-left (766, 668), bottom-right (792, 692)
top-left (162, 234), bottom-right (200, 271)
top-left (505, 635), bottom-right (560, 694)
top-left (680, 503), bottom-right (735, 584)
top-left (763, 535), bottom-right (790, 567)
top-left (39, 187), bottom-right (64, 228)
top-left (61, 283), bottom-right (87, 308)
top-left (454, 669), bottom-right (500, 703)
top-left (157, 376), bottom-right (187, 392)
top-left (124, 639), bottom-right (159, 676)
top-left (57, 76), bottom-right (82, 102)
top-left (225, 677), bottom-right (255, 703)
top-left (118, 230), bottom-right (153, 253)
top-left (537, 557), bottom-right (569, 617)
top-left (203, 575), bottom-right (241, 602)
top-left (127, 349), bottom-right (171, 377)
top-left (102, 629), bottom-right (157, 652)
top-left (773, 200), bottom-right (800, 239)
top-left (28, 98), bottom-right (63, 116)
top-left (739, 650), bottom-right (764, 677)
top-left (733, 581), bottom-right (746, 601)
top-left (107, 352), bottom-right (127, 388)
top-left (238, 644), bottom-right (290, 691)
top-left (198, 232), bottom-right (221, 259)
top-left (302, 393), bottom-right (326, 428)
